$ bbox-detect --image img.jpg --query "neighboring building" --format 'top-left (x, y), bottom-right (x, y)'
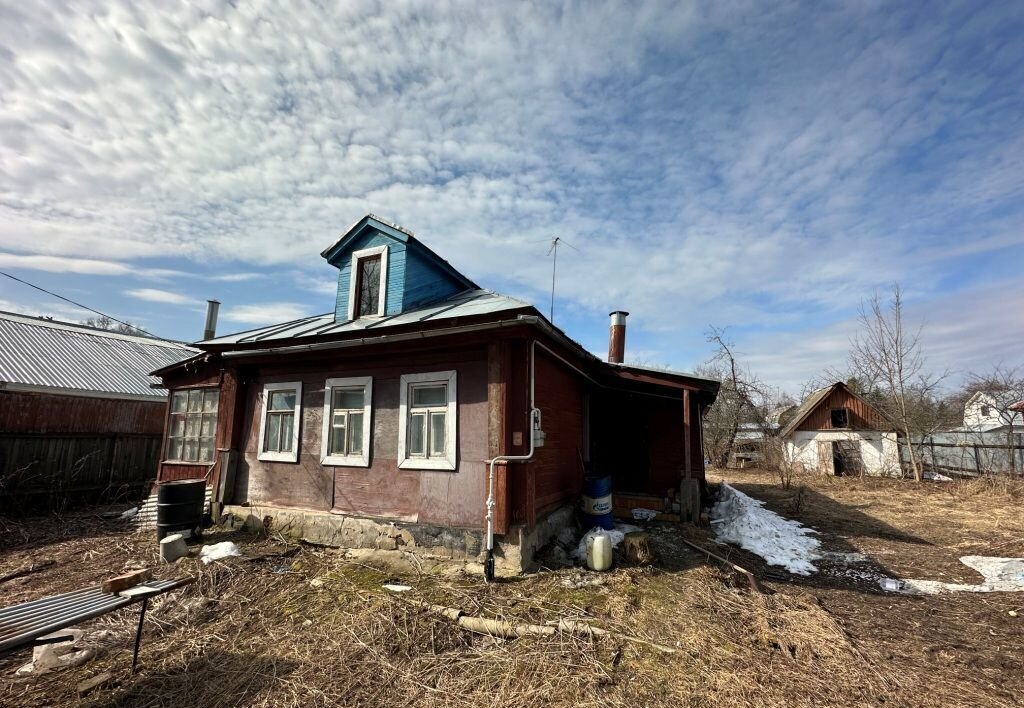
top-left (960, 391), bottom-right (1024, 433)
top-left (778, 382), bottom-right (900, 476)
top-left (152, 215), bottom-right (719, 572)
top-left (0, 311), bottom-right (196, 510)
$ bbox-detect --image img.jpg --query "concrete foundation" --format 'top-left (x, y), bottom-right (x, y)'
top-left (220, 503), bottom-right (576, 574)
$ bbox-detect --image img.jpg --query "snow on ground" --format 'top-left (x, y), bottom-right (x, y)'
top-left (710, 483), bottom-right (822, 575)
top-left (890, 556), bottom-right (1024, 595)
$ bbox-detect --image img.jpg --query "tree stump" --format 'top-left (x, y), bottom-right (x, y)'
top-left (621, 531), bottom-right (655, 565)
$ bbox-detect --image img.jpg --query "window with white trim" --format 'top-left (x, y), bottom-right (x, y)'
top-left (258, 382), bottom-right (303, 462)
top-left (398, 370), bottom-right (457, 470)
top-left (347, 245), bottom-right (389, 320)
top-left (320, 376), bottom-right (373, 466)
top-left (166, 388), bottom-right (219, 462)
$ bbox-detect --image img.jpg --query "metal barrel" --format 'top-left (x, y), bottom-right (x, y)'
top-left (156, 479), bottom-right (206, 541)
top-left (581, 475), bottom-right (614, 530)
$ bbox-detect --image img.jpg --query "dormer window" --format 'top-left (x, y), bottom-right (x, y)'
top-left (347, 245), bottom-right (388, 320)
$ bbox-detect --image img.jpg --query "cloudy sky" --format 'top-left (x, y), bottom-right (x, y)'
top-left (1, 0), bottom-right (1022, 394)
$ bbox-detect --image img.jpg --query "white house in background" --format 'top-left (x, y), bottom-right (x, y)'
top-left (961, 391), bottom-right (1024, 432)
top-left (779, 382), bottom-right (901, 477)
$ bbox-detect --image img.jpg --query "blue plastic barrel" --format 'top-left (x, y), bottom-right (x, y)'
top-left (581, 475), bottom-right (614, 530)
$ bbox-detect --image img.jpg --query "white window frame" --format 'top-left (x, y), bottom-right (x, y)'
top-left (398, 370), bottom-right (457, 471)
top-left (257, 381), bottom-right (303, 463)
top-left (346, 245), bottom-right (389, 320)
top-left (320, 376), bottom-right (373, 467)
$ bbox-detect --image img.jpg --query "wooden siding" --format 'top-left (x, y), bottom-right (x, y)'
top-left (0, 433), bottom-right (161, 512)
top-left (331, 227), bottom-right (465, 321)
top-left (796, 387), bottom-right (888, 431)
top-left (0, 390), bottom-right (166, 435)
top-left (228, 346), bottom-right (491, 528)
top-left (528, 350), bottom-right (584, 518)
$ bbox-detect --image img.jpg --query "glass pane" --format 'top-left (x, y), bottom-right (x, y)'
top-left (199, 439), bottom-right (213, 462)
top-left (185, 413), bottom-right (200, 437)
top-left (188, 389), bottom-right (202, 412)
top-left (357, 255), bottom-right (381, 317)
top-left (412, 385), bottom-right (446, 407)
top-left (348, 412), bottom-right (363, 454)
top-left (183, 439), bottom-right (198, 462)
top-left (203, 390), bottom-right (219, 412)
top-left (330, 415), bottom-right (346, 455)
top-left (269, 389), bottom-right (296, 411)
top-left (280, 414), bottom-right (294, 452)
top-left (171, 415), bottom-right (185, 437)
top-left (409, 412), bottom-right (426, 455)
top-left (171, 392), bottom-right (188, 413)
top-left (201, 414), bottom-right (216, 437)
top-left (334, 388), bottom-right (364, 410)
top-left (266, 414), bottom-right (281, 452)
top-left (167, 438), bottom-right (183, 460)
top-left (430, 411), bottom-right (446, 456)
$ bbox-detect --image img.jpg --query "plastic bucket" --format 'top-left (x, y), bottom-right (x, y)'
top-left (156, 479), bottom-right (206, 541)
top-left (581, 475), bottom-right (614, 530)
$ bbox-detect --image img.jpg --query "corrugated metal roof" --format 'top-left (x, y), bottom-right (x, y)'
top-left (0, 311), bottom-right (198, 399)
top-left (202, 289), bottom-right (532, 346)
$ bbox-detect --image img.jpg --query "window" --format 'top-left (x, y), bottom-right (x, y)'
top-left (258, 382), bottom-right (303, 462)
top-left (398, 370), bottom-right (457, 470)
top-left (346, 245), bottom-right (388, 320)
top-left (166, 388), bottom-right (219, 462)
top-left (830, 408), bottom-right (849, 428)
top-left (981, 404), bottom-right (991, 417)
top-left (320, 376), bottom-right (373, 466)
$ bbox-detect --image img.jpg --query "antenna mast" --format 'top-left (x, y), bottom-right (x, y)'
top-left (548, 236), bottom-right (560, 321)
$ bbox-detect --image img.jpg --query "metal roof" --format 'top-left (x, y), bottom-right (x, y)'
top-left (201, 289), bottom-right (532, 346)
top-left (0, 311), bottom-right (198, 400)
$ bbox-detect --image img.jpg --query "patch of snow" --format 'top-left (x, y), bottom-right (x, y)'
top-left (199, 541), bottom-right (242, 564)
top-left (888, 556), bottom-right (1024, 595)
top-left (573, 524), bottom-right (640, 562)
top-left (382, 584), bottom-right (412, 592)
top-left (710, 483), bottom-right (821, 575)
top-left (119, 507), bottom-right (138, 520)
top-left (926, 472), bottom-right (953, 482)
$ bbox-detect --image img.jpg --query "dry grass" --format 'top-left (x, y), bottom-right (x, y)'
top-left (1, 485), bottom-right (1022, 707)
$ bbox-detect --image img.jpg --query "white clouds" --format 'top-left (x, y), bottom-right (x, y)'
top-left (221, 302), bottom-right (310, 325)
top-left (0, 1), bottom-right (1021, 388)
top-left (124, 288), bottom-right (198, 305)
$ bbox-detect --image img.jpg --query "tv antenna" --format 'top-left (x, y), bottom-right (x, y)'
top-left (546, 235), bottom-right (578, 323)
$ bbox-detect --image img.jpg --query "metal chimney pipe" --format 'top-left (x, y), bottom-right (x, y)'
top-left (608, 310), bottom-right (628, 363)
top-left (203, 300), bottom-right (220, 341)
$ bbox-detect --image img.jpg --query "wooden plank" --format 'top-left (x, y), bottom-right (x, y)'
top-left (683, 389), bottom-right (692, 479)
top-left (101, 569), bottom-right (152, 594)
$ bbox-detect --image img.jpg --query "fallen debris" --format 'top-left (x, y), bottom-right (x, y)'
top-left (680, 538), bottom-right (765, 594)
top-left (199, 541), bottom-right (242, 564)
top-left (101, 569), bottom-right (152, 594)
top-left (118, 507), bottom-right (139, 521)
top-left (76, 671), bottom-right (113, 695)
top-left (711, 483), bottom-right (821, 575)
top-left (621, 531), bottom-right (655, 565)
top-left (0, 559), bottom-right (55, 585)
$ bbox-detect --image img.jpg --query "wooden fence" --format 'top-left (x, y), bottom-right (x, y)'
top-left (900, 435), bottom-right (1024, 477)
top-left (0, 433), bottom-right (161, 513)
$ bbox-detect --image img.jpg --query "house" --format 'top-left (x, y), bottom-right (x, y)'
top-left (778, 382), bottom-right (900, 476)
top-left (152, 215), bottom-right (719, 574)
top-left (0, 311), bottom-right (196, 511)
top-left (960, 391), bottom-right (1024, 433)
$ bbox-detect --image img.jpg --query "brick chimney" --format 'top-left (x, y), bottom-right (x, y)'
top-left (608, 311), bottom-right (628, 363)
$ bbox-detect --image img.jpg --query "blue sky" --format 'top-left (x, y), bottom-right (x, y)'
top-left (1, 0), bottom-right (1022, 394)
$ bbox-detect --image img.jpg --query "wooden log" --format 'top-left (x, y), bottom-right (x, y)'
top-left (0, 559), bottom-right (55, 585)
top-left (100, 569), bottom-right (152, 594)
top-left (621, 531), bottom-right (655, 565)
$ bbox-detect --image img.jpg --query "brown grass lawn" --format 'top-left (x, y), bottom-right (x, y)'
top-left (0, 472), bottom-right (1022, 708)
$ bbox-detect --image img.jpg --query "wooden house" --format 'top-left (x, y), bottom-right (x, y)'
top-left (779, 382), bottom-right (900, 476)
top-left (0, 311), bottom-right (196, 511)
top-left (152, 215), bottom-right (718, 573)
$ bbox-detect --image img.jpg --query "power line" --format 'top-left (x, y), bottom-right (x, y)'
top-left (0, 269), bottom-right (174, 343)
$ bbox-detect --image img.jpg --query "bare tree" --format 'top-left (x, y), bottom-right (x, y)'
top-left (848, 285), bottom-right (946, 481)
top-left (700, 328), bottom-right (781, 469)
top-left (82, 315), bottom-right (145, 336)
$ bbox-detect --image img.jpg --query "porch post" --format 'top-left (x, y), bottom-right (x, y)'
top-left (683, 389), bottom-right (692, 478)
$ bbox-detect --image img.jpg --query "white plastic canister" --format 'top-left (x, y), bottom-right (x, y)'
top-left (586, 532), bottom-right (613, 571)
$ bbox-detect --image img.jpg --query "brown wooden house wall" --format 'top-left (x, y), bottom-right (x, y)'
top-left (797, 387), bottom-right (888, 431)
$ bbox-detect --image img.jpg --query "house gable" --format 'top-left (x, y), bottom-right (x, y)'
top-left (322, 215), bottom-right (476, 322)
top-left (780, 382), bottom-right (891, 437)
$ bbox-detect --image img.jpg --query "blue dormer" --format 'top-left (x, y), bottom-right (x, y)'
top-left (321, 215), bottom-right (478, 322)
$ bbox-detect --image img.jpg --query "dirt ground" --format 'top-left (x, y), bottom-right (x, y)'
top-left (1, 472), bottom-right (1022, 708)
